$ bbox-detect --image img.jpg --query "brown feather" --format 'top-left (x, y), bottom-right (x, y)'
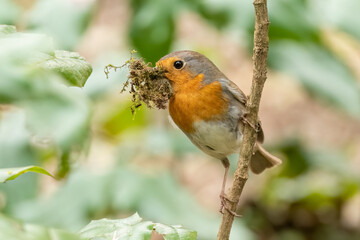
top-left (250, 143), bottom-right (282, 174)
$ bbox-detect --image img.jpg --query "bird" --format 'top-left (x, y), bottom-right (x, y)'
top-left (156, 50), bottom-right (281, 214)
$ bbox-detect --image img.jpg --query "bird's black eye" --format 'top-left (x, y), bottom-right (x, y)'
top-left (173, 60), bottom-right (184, 69)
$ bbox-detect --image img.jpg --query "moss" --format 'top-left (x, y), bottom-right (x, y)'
top-left (105, 54), bottom-right (172, 115)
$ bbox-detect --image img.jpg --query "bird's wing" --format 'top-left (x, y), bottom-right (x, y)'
top-left (219, 78), bottom-right (264, 143)
top-left (218, 78), bottom-right (247, 106)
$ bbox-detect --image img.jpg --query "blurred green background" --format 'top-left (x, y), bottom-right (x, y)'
top-left (1, 0), bottom-right (360, 239)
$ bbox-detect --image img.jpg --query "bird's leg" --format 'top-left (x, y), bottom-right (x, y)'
top-left (219, 158), bottom-right (241, 217)
top-left (219, 161), bottom-right (229, 208)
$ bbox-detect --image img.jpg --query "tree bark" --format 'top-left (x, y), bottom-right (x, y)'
top-left (217, 0), bottom-right (270, 239)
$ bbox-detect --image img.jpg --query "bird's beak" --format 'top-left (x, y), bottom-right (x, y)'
top-left (154, 66), bottom-right (166, 73)
top-left (155, 63), bottom-right (170, 80)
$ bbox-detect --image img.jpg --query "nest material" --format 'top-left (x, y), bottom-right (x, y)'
top-left (105, 56), bottom-right (172, 115)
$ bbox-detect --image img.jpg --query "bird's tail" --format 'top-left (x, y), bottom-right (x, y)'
top-left (250, 143), bottom-right (282, 174)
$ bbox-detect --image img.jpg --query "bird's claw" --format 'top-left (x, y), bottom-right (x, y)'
top-left (219, 194), bottom-right (241, 217)
top-left (241, 114), bottom-right (260, 133)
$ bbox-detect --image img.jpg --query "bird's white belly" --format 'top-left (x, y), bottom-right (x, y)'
top-left (189, 120), bottom-right (242, 159)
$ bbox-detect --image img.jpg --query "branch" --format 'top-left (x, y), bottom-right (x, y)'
top-left (217, 0), bottom-right (270, 239)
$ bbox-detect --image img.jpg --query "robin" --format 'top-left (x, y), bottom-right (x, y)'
top-left (156, 50), bottom-right (281, 214)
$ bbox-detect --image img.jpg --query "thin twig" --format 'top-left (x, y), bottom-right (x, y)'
top-left (217, 0), bottom-right (270, 239)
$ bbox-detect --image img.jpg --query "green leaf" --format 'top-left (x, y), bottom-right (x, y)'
top-left (154, 223), bottom-right (197, 240)
top-left (39, 50), bottom-right (93, 87)
top-left (79, 214), bottom-right (153, 240)
top-left (0, 214), bottom-right (82, 240)
top-left (79, 213), bottom-right (196, 240)
top-left (0, 166), bottom-right (53, 183)
top-left (80, 213), bottom-right (144, 237)
top-left (0, 24), bottom-right (16, 35)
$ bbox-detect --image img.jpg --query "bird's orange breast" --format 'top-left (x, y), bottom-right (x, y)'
top-left (169, 74), bottom-right (229, 133)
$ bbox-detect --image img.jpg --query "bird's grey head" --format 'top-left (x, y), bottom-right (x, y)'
top-left (156, 50), bottom-right (226, 83)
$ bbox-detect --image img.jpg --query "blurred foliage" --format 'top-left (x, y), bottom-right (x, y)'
top-left (0, 0), bottom-right (94, 50)
top-left (80, 213), bottom-right (197, 240)
top-left (101, 100), bottom-right (147, 136)
top-left (0, 0), bottom-right (20, 25)
top-left (0, 24), bottom-right (92, 176)
top-left (0, 111), bottom-right (40, 214)
top-left (264, 0), bottom-right (360, 117)
top-left (0, 212), bottom-right (196, 240)
top-left (9, 139), bottom-right (252, 239)
top-left (0, 0), bottom-right (360, 240)
top-left (27, 0), bottom-right (95, 50)
top-left (129, 0), bottom-right (232, 64)
top-left (270, 42), bottom-right (360, 116)
top-left (183, 0), bottom-right (232, 29)
top-left (243, 140), bottom-right (360, 240)
top-left (0, 214), bottom-right (82, 240)
top-left (129, 0), bottom-right (176, 64)
top-left (311, 0), bottom-right (360, 40)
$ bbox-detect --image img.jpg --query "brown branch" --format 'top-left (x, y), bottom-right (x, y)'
top-left (217, 0), bottom-right (270, 239)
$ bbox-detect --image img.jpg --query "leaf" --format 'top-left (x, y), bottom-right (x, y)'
top-left (80, 213), bottom-right (144, 237)
top-left (0, 166), bottom-right (53, 183)
top-left (0, 214), bottom-right (82, 240)
top-left (39, 50), bottom-right (93, 87)
top-left (0, 24), bottom-right (16, 35)
top-left (154, 223), bottom-right (197, 240)
top-left (79, 213), bottom-right (196, 240)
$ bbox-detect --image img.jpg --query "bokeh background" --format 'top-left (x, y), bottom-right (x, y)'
top-left (1, 0), bottom-right (360, 239)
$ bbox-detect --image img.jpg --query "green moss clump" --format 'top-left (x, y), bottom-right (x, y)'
top-left (105, 55), bottom-right (172, 115)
